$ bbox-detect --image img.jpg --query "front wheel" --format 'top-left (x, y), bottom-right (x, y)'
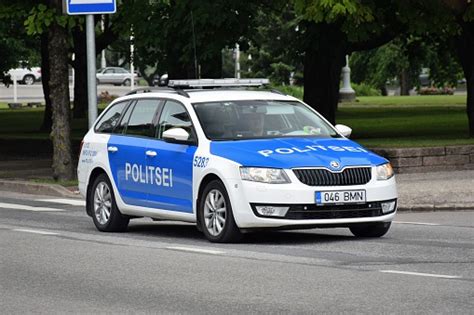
top-left (23, 75), bottom-right (35, 85)
top-left (349, 222), bottom-right (391, 238)
top-left (122, 79), bottom-right (131, 86)
top-left (198, 180), bottom-right (242, 243)
top-left (88, 174), bottom-right (129, 232)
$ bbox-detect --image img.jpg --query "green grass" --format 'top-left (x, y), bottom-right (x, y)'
top-left (347, 95), bottom-right (466, 107)
top-left (0, 102), bottom-right (110, 140)
top-left (338, 105), bottom-right (474, 147)
top-left (0, 96), bottom-right (472, 148)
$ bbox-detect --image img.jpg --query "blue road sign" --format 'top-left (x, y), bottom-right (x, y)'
top-left (66, 0), bottom-right (116, 15)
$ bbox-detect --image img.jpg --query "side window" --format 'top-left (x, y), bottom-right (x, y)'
top-left (104, 68), bottom-right (114, 74)
top-left (114, 101), bottom-right (134, 134)
top-left (95, 101), bottom-right (128, 133)
top-left (124, 99), bottom-right (161, 138)
top-left (157, 101), bottom-right (195, 141)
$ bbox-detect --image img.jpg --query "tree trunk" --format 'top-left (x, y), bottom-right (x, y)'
top-left (72, 27), bottom-right (88, 119)
top-left (399, 69), bottom-right (411, 96)
top-left (40, 32), bottom-right (52, 132)
top-left (455, 20), bottom-right (474, 137)
top-left (48, 21), bottom-right (75, 180)
top-left (303, 22), bottom-right (346, 124)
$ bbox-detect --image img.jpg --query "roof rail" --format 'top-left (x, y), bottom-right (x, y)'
top-left (125, 87), bottom-right (189, 98)
top-left (168, 78), bottom-right (270, 89)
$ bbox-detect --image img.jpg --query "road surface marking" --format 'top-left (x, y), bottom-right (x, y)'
top-left (36, 198), bottom-right (85, 207)
top-left (0, 202), bottom-right (64, 212)
top-left (166, 246), bottom-right (225, 255)
top-left (379, 270), bottom-right (461, 279)
top-left (12, 228), bottom-right (59, 236)
top-left (393, 221), bottom-right (440, 226)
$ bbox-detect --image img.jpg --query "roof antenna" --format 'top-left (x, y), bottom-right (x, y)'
top-left (190, 10), bottom-right (199, 79)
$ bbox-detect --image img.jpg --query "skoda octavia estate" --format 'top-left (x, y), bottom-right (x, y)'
top-left (78, 79), bottom-right (397, 242)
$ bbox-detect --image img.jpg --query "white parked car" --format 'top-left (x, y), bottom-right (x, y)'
top-left (78, 79), bottom-right (397, 243)
top-left (8, 67), bottom-right (41, 85)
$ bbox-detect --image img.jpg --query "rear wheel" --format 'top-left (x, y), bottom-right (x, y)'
top-left (349, 222), bottom-right (391, 238)
top-left (88, 174), bottom-right (129, 232)
top-left (198, 180), bottom-right (242, 243)
top-left (123, 78), bottom-right (131, 86)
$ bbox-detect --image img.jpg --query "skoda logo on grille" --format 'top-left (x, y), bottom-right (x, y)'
top-left (330, 161), bottom-right (341, 170)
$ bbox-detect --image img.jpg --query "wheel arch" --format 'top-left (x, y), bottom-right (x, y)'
top-left (196, 173), bottom-right (224, 227)
top-left (86, 167), bottom-right (108, 216)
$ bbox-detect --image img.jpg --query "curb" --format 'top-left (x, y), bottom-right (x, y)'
top-left (398, 204), bottom-right (474, 212)
top-left (0, 179), bottom-right (81, 199)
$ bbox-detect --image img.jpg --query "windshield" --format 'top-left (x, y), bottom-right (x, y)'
top-left (193, 100), bottom-right (339, 140)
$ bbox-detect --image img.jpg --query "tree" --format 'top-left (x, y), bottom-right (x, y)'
top-left (26, 2), bottom-right (75, 180)
top-left (292, 0), bottom-right (406, 124)
top-left (0, 3), bottom-right (40, 80)
top-left (443, 0), bottom-right (474, 136)
top-left (350, 36), bottom-right (462, 95)
top-left (119, 0), bottom-right (266, 82)
top-left (242, 4), bottom-right (303, 85)
top-left (292, 0), bottom-right (474, 136)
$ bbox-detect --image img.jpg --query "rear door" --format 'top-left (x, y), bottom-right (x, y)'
top-left (101, 68), bottom-right (115, 84)
top-left (146, 100), bottom-right (198, 213)
top-left (107, 99), bottom-right (162, 207)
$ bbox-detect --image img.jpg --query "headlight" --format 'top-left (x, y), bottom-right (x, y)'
top-left (240, 167), bottom-right (290, 184)
top-left (376, 163), bottom-right (394, 180)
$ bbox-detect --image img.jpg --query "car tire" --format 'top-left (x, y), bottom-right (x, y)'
top-left (198, 180), bottom-right (242, 243)
top-left (88, 173), bottom-right (129, 232)
top-left (123, 79), bottom-right (131, 86)
top-left (349, 222), bottom-right (391, 238)
top-left (23, 75), bottom-right (35, 85)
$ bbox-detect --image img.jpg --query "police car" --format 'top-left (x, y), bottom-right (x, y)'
top-left (78, 79), bottom-right (397, 243)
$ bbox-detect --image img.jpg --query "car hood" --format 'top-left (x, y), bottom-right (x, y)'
top-left (210, 137), bottom-right (386, 169)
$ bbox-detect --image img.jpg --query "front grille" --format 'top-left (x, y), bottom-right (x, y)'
top-left (284, 202), bottom-right (384, 220)
top-left (293, 167), bottom-right (372, 186)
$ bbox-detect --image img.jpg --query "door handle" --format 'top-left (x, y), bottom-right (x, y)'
top-left (146, 150), bottom-right (157, 157)
top-left (108, 146), bottom-right (118, 153)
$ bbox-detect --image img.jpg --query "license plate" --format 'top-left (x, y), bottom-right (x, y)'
top-left (315, 190), bottom-right (366, 205)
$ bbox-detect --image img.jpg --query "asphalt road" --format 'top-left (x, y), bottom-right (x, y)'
top-left (1, 190), bottom-right (473, 314)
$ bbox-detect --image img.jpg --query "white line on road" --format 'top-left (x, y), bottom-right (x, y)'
top-left (0, 202), bottom-right (65, 212)
top-left (12, 228), bottom-right (59, 236)
top-left (166, 246), bottom-right (225, 255)
top-left (393, 221), bottom-right (440, 226)
top-left (379, 270), bottom-right (461, 279)
top-left (35, 198), bottom-right (85, 207)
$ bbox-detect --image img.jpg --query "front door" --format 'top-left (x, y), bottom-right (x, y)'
top-left (146, 100), bottom-right (197, 213)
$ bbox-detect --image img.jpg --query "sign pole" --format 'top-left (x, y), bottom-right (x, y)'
top-left (86, 14), bottom-right (97, 128)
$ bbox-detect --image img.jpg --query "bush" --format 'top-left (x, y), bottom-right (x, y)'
top-left (273, 85), bottom-right (304, 99)
top-left (351, 83), bottom-right (381, 96)
top-left (98, 91), bottom-right (119, 103)
top-left (417, 87), bottom-right (454, 95)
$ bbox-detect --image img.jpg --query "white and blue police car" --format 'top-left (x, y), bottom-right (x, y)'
top-left (78, 79), bottom-right (397, 243)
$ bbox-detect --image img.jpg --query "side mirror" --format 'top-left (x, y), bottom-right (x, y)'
top-left (163, 127), bottom-right (191, 143)
top-left (335, 124), bottom-right (352, 138)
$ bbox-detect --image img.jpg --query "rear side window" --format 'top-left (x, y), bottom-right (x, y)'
top-left (95, 101), bottom-right (128, 133)
top-left (124, 99), bottom-right (161, 138)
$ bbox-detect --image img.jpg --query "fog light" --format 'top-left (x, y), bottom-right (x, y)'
top-left (255, 205), bottom-right (289, 217)
top-left (381, 201), bottom-right (396, 214)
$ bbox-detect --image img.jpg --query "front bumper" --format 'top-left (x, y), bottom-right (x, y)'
top-left (225, 173), bottom-right (398, 229)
